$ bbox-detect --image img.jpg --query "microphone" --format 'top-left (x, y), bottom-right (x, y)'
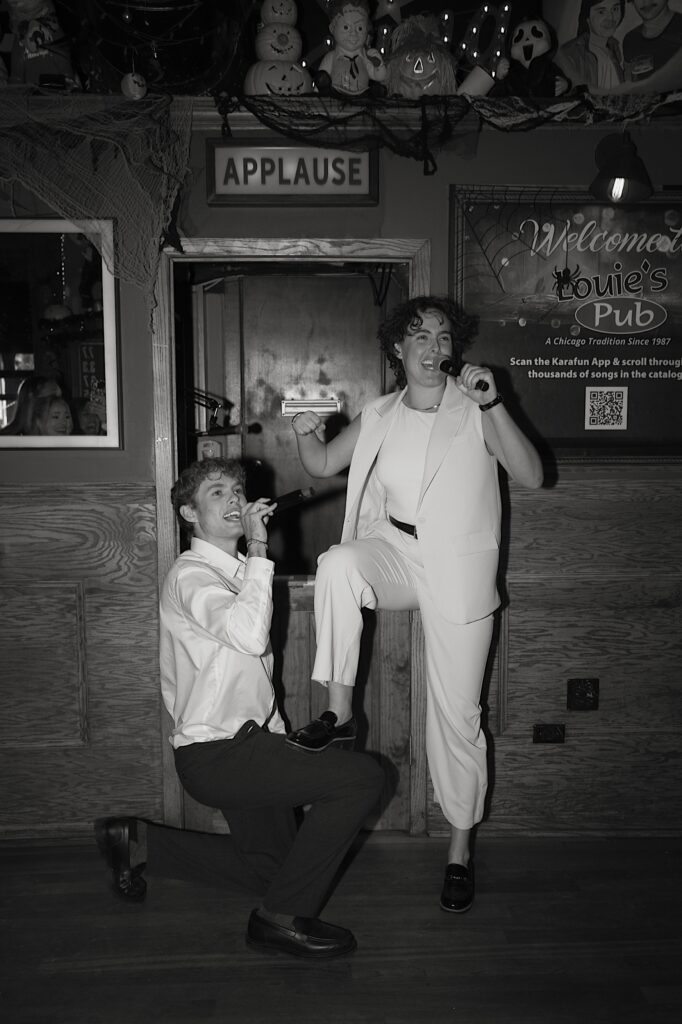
top-left (438, 358), bottom-right (489, 392)
top-left (270, 487), bottom-right (315, 513)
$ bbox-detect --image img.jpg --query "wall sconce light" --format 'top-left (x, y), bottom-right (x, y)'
top-left (589, 131), bottom-right (653, 203)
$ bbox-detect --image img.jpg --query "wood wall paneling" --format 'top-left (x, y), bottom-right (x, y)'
top-left (0, 484), bottom-right (164, 838)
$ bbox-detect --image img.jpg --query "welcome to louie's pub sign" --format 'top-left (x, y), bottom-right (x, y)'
top-left (450, 186), bottom-right (682, 457)
top-left (206, 139), bottom-right (378, 206)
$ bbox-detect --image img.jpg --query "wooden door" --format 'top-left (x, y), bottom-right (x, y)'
top-left (181, 268), bottom-right (418, 833)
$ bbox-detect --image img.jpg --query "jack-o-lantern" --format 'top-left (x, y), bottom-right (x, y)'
top-left (244, 60), bottom-right (312, 96)
top-left (385, 14), bottom-right (458, 98)
top-left (259, 0), bottom-right (297, 27)
top-left (121, 71), bottom-right (148, 99)
top-left (244, 0), bottom-right (311, 95)
top-left (255, 22), bottom-right (303, 62)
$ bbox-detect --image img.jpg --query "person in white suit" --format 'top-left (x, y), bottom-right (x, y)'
top-left (287, 296), bottom-right (543, 912)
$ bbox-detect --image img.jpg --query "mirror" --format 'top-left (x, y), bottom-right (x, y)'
top-left (0, 219), bottom-right (119, 448)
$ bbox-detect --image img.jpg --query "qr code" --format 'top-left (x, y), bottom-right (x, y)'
top-left (584, 387), bottom-right (628, 430)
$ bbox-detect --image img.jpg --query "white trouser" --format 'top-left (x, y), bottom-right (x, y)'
top-left (312, 522), bottom-right (493, 830)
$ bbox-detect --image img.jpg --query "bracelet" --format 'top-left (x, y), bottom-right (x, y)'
top-left (480, 393), bottom-right (504, 412)
top-left (247, 538), bottom-right (268, 549)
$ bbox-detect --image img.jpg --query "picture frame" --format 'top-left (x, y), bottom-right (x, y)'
top-left (0, 219), bottom-right (120, 449)
top-left (450, 185), bottom-right (682, 459)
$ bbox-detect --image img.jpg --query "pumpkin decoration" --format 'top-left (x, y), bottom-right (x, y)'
top-left (259, 0), bottom-right (297, 27)
top-left (244, 60), bottom-right (312, 96)
top-left (241, 0), bottom-right (311, 96)
top-left (244, 0), bottom-right (312, 96)
top-left (385, 14), bottom-right (458, 98)
top-left (121, 71), bottom-right (148, 99)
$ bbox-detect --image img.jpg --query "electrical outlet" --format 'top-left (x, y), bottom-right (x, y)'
top-left (567, 678), bottom-right (599, 711)
top-left (533, 723), bottom-right (565, 743)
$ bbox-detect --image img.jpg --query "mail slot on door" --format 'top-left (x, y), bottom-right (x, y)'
top-left (281, 398), bottom-right (342, 418)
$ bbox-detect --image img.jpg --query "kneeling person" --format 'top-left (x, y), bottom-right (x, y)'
top-left (96, 457), bottom-right (382, 959)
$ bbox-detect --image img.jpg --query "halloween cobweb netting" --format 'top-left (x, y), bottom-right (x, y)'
top-left (221, 90), bottom-right (682, 174)
top-left (0, 88), bottom-right (193, 298)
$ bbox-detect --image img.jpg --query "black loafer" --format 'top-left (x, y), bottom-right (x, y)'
top-left (246, 910), bottom-right (357, 959)
top-left (440, 862), bottom-right (474, 913)
top-left (94, 817), bottom-right (147, 902)
top-left (285, 711), bottom-right (357, 753)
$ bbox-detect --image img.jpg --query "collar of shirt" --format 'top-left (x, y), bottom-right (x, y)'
top-left (190, 536), bottom-right (246, 580)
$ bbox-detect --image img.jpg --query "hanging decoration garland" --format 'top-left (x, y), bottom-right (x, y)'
top-left (49, 0), bottom-right (257, 95)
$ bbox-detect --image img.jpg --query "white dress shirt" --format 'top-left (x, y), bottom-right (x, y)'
top-left (159, 537), bottom-right (285, 748)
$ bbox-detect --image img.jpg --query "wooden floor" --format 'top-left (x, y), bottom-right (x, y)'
top-left (2, 833), bottom-right (680, 1024)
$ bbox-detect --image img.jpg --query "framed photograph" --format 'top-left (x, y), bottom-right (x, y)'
top-left (450, 186), bottom-right (682, 459)
top-left (0, 219), bottom-right (120, 449)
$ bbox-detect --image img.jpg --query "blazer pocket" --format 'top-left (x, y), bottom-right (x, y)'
top-left (449, 530), bottom-right (499, 556)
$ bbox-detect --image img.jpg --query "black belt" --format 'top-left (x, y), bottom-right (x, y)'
top-left (389, 515), bottom-right (418, 538)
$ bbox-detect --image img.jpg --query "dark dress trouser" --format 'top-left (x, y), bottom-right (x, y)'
top-left (146, 723), bottom-right (383, 918)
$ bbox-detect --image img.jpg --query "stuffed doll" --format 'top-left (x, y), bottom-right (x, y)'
top-left (385, 13), bottom-right (459, 98)
top-left (490, 17), bottom-right (571, 99)
top-left (317, 0), bottom-right (387, 98)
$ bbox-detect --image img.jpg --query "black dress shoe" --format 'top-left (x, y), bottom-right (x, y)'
top-left (440, 862), bottom-right (474, 913)
top-left (94, 817), bottom-right (147, 903)
top-left (246, 910), bottom-right (357, 959)
top-left (286, 711), bottom-right (357, 753)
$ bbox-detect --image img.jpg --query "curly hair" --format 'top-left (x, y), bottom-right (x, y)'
top-left (378, 295), bottom-right (478, 388)
top-left (171, 457), bottom-right (246, 536)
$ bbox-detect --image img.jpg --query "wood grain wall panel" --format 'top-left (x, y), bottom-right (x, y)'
top-left (505, 578), bottom-right (681, 733)
top-left (84, 585), bottom-right (160, 745)
top-left (427, 731), bottom-right (682, 837)
top-left (0, 485), bottom-right (157, 586)
top-left (272, 580), bottom-right (315, 732)
top-left (0, 582), bottom-right (86, 748)
top-left (0, 483), bottom-right (163, 838)
top-left (505, 474), bottom-right (682, 577)
top-left (0, 745), bottom-right (163, 836)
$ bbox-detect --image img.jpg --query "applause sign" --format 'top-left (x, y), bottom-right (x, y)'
top-left (206, 140), bottom-right (378, 206)
top-left (451, 186), bottom-right (682, 455)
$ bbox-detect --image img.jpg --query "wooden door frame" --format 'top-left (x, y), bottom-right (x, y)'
top-left (152, 238), bottom-right (430, 827)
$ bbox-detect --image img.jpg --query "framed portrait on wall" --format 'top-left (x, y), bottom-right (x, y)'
top-left (0, 219), bottom-right (120, 449)
top-left (449, 185), bottom-right (682, 459)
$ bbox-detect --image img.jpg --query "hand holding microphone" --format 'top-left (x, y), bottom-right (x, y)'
top-left (438, 358), bottom-right (489, 393)
top-left (438, 358), bottom-right (499, 406)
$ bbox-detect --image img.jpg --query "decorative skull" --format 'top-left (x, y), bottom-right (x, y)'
top-left (509, 19), bottom-right (552, 70)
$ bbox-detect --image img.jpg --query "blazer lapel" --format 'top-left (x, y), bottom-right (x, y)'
top-left (419, 380), bottom-right (465, 506)
top-left (349, 389), bottom-right (404, 486)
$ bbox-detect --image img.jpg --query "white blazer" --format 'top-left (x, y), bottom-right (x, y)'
top-left (340, 379), bottom-right (501, 624)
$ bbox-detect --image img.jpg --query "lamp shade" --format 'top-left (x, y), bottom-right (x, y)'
top-left (589, 132), bottom-right (653, 203)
